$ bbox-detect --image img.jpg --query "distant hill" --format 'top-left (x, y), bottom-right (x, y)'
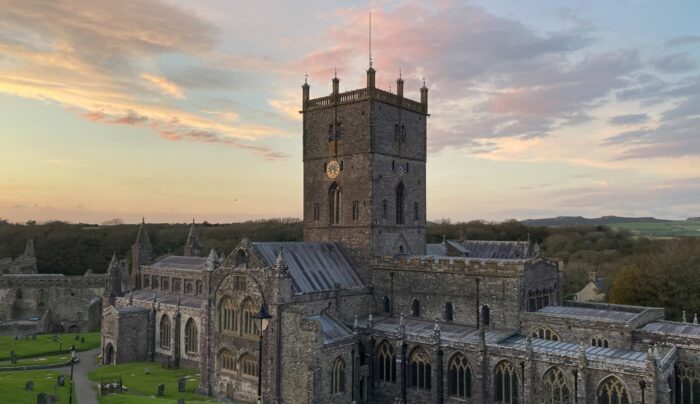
top-left (521, 216), bottom-right (700, 237)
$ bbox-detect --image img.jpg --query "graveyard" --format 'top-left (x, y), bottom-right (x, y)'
top-left (0, 369), bottom-right (71, 403)
top-left (0, 332), bottom-right (100, 360)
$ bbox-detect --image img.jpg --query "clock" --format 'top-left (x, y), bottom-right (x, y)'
top-left (326, 160), bottom-right (340, 179)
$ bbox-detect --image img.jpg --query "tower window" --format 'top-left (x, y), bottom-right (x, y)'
top-left (352, 200), bottom-right (360, 220)
top-left (329, 182), bottom-right (341, 225)
top-left (382, 199), bottom-right (388, 220)
top-left (396, 182), bottom-right (405, 224)
top-left (413, 202), bottom-right (420, 221)
top-left (401, 125), bottom-right (407, 142)
top-left (411, 298), bottom-right (420, 317)
top-left (394, 124), bottom-right (400, 141)
top-left (313, 203), bottom-right (320, 221)
top-left (392, 160), bottom-right (395, 171)
top-left (406, 163), bottom-right (409, 172)
top-left (328, 124), bottom-right (334, 140)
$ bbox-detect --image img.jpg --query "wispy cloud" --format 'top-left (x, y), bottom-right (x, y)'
top-left (141, 73), bottom-right (185, 99)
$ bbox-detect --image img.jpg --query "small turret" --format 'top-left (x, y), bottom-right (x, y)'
top-left (367, 66), bottom-right (376, 89)
top-left (332, 69), bottom-right (339, 97)
top-left (105, 253), bottom-right (123, 299)
top-left (131, 218), bottom-right (153, 289)
top-left (420, 78), bottom-right (429, 113)
top-left (23, 239), bottom-right (35, 258)
top-left (302, 73), bottom-right (310, 109)
top-left (396, 71), bottom-right (404, 98)
top-left (184, 219), bottom-right (203, 257)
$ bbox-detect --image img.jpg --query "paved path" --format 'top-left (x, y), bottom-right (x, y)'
top-left (58, 348), bottom-right (100, 404)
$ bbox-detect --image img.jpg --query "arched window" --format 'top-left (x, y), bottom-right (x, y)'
top-left (184, 318), bottom-right (198, 354)
top-left (159, 314), bottom-right (171, 349)
top-left (411, 298), bottom-right (420, 318)
top-left (219, 297), bottom-right (237, 333)
top-left (185, 281), bottom-right (192, 294)
top-left (240, 354), bottom-right (259, 378)
top-left (448, 352), bottom-right (472, 398)
top-left (331, 357), bottom-right (346, 394)
top-left (592, 337), bottom-right (609, 348)
top-left (482, 305), bottom-right (491, 326)
top-left (542, 367), bottom-right (572, 404)
top-left (675, 364), bottom-right (700, 404)
top-left (382, 199), bottom-right (388, 220)
top-left (494, 360), bottom-right (518, 403)
top-left (235, 250), bottom-right (247, 268)
top-left (218, 349), bottom-right (235, 373)
top-left (329, 182), bottom-right (341, 225)
top-left (382, 296), bottom-right (391, 314)
top-left (597, 376), bottom-right (630, 404)
top-left (377, 340), bottom-right (396, 383)
top-left (241, 299), bottom-right (259, 336)
top-left (530, 326), bottom-right (560, 341)
top-left (445, 302), bottom-right (454, 322)
top-left (396, 183), bottom-right (405, 224)
top-left (359, 342), bottom-right (366, 366)
top-left (162, 278), bottom-right (169, 291)
top-left (409, 347), bottom-right (431, 390)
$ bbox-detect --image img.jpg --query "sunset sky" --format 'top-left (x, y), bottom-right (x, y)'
top-left (1, 0), bottom-right (699, 224)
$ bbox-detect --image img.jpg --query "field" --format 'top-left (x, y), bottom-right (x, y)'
top-left (609, 220), bottom-right (700, 237)
top-left (88, 362), bottom-right (221, 403)
top-left (0, 369), bottom-right (71, 404)
top-left (0, 353), bottom-right (71, 367)
top-left (0, 332), bottom-right (101, 360)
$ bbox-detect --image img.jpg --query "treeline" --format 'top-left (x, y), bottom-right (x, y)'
top-left (1, 218), bottom-right (699, 320)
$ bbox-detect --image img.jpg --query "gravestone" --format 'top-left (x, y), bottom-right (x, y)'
top-left (46, 395), bottom-right (56, 404)
top-left (75, 335), bottom-right (80, 341)
top-left (36, 392), bottom-right (46, 404)
top-left (25, 380), bottom-right (33, 390)
top-left (157, 383), bottom-right (165, 396)
top-left (178, 377), bottom-right (186, 392)
top-left (81, 337), bottom-right (85, 344)
top-left (178, 399), bottom-right (185, 404)
top-left (57, 375), bottom-right (65, 386)
top-left (52, 334), bottom-right (58, 342)
top-left (11, 350), bottom-right (17, 364)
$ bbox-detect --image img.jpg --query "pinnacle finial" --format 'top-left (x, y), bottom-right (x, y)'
top-left (422, 77), bottom-right (426, 87)
top-left (399, 69), bottom-right (402, 79)
top-left (141, 217), bottom-right (145, 224)
top-left (334, 67), bottom-right (337, 79)
top-left (304, 72), bottom-right (308, 84)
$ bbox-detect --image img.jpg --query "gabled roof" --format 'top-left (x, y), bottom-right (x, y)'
top-left (251, 242), bottom-right (364, 294)
top-left (150, 255), bottom-right (208, 271)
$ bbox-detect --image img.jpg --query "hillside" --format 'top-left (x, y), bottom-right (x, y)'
top-left (521, 216), bottom-right (700, 237)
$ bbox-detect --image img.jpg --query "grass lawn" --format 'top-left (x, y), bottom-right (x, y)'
top-left (0, 369), bottom-right (71, 404)
top-left (0, 332), bottom-right (100, 360)
top-left (89, 362), bottom-right (214, 402)
top-left (610, 220), bottom-right (700, 237)
top-left (0, 353), bottom-right (71, 368)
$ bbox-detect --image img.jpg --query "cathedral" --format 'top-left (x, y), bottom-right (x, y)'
top-left (101, 65), bottom-right (700, 404)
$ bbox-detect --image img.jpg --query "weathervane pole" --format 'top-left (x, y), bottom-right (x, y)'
top-left (369, 11), bottom-right (372, 68)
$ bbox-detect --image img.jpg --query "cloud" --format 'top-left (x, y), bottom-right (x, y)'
top-left (608, 113), bottom-right (650, 126)
top-left (141, 73), bottom-right (185, 99)
top-left (0, 0), bottom-right (287, 159)
top-left (666, 35), bottom-right (700, 47)
top-left (653, 52), bottom-right (698, 74)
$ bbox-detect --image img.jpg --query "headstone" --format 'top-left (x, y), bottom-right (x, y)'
top-left (56, 375), bottom-right (65, 387)
top-left (14, 335), bottom-right (19, 340)
top-left (25, 380), bottom-right (33, 390)
top-left (52, 334), bottom-right (58, 342)
top-left (178, 377), bottom-right (186, 392)
top-left (11, 350), bottom-right (17, 364)
top-left (81, 337), bottom-right (85, 344)
top-left (157, 383), bottom-right (165, 396)
top-left (46, 395), bottom-right (56, 404)
top-left (144, 367), bottom-right (150, 375)
top-left (75, 335), bottom-right (80, 341)
top-left (178, 399), bottom-right (185, 404)
top-left (36, 392), bottom-right (46, 404)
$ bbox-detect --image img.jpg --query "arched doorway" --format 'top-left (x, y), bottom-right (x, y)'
top-left (105, 343), bottom-right (115, 365)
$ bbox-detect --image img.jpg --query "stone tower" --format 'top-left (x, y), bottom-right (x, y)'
top-left (301, 67), bottom-right (428, 266)
top-left (131, 218), bottom-right (153, 289)
top-left (184, 220), bottom-right (203, 257)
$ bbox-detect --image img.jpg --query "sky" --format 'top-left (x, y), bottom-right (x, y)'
top-left (1, 0), bottom-right (699, 224)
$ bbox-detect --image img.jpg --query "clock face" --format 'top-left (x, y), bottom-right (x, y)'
top-left (326, 160), bottom-right (340, 179)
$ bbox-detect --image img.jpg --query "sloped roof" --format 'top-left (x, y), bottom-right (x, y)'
top-left (425, 243), bottom-right (446, 256)
top-left (252, 242), bottom-right (364, 294)
top-left (641, 321), bottom-right (700, 337)
top-left (535, 305), bottom-right (638, 323)
top-left (150, 255), bottom-right (208, 271)
top-left (426, 240), bottom-right (533, 259)
top-left (306, 314), bottom-right (353, 343)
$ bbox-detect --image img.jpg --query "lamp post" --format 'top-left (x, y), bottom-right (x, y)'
top-left (640, 380), bottom-right (646, 404)
top-left (253, 304), bottom-right (272, 404)
top-left (69, 344), bottom-right (76, 404)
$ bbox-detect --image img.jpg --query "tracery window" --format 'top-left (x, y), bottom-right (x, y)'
top-left (494, 360), bottom-right (518, 404)
top-left (185, 281), bottom-right (192, 294)
top-left (172, 278), bottom-right (181, 293)
top-left (597, 376), bottom-right (630, 404)
top-left (396, 183), bottom-right (405, 224)
top-left (542, 367), bottom-right (572, 404)
top-left (592, 337), bottom-right (609, 348)
top-left (528, 288), bottom-right (555, 311)
top-left (331, 357), bottom-right (346, 394)
top-left (159, 314), bottom-right (171, 349)
top-left (219, 296), bottom-right (237, 333)
top-left (329, 182), bottom-right (341, 225)
top-left (675, 363), bottom-right (700, 404)
top-left (377, 340), bottom-right (396, 383)
top-left (241, 299), bottom-right (259, 336)
top-left (409, 347), bottom-right (431, 390)
top-left (218, 349), bottom-right (235, 372)
top-left (445, 302), bottom-right (454, 322)
top-left (241, 354), bottom-right (259, 378)
top-left (411, 298), bottom-right (420, 318)
top-left (184, 318), bottom-right (198, 354)
top-left (448, 352), bottom-right (472, 398)
top-left (196, 281), bottom-right (203, 295)
top-left (530, 326), bottom-right (560, 341)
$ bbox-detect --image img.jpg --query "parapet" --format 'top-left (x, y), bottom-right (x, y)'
top-left (371, 255), bottom-right (530, 276)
